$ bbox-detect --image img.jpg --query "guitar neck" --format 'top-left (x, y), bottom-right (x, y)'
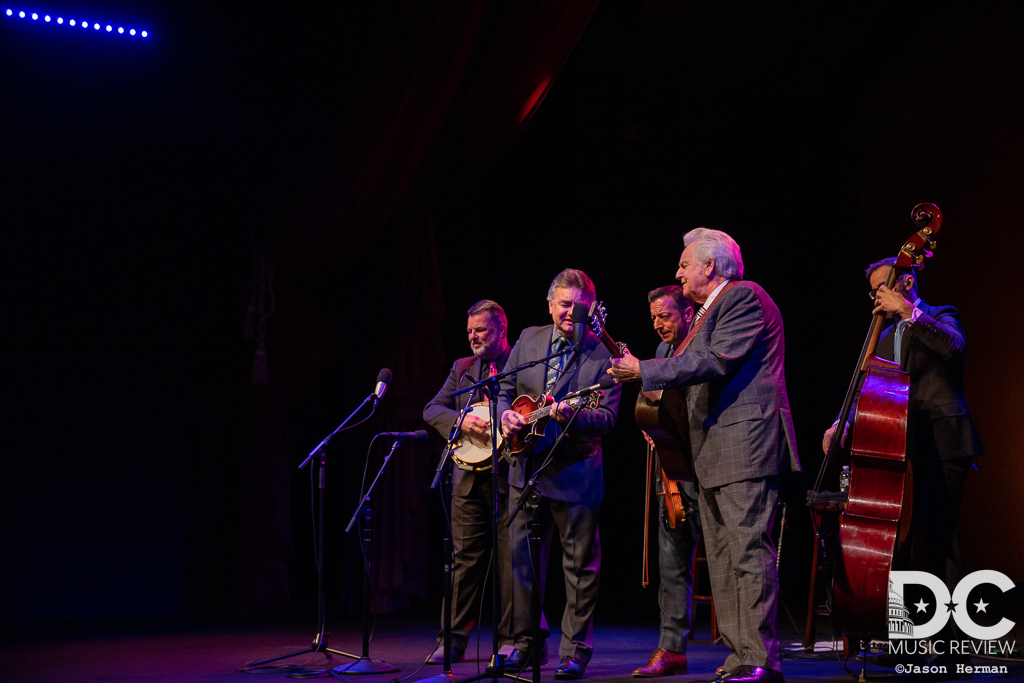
top-left (598, 328), bottom-right (625, 359)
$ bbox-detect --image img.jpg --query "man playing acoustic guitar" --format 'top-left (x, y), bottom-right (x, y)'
top-left (631, 285), bottom-right (702, 678)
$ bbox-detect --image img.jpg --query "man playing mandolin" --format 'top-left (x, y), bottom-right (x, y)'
top-left (498, 268), bottom-right (621, 680)
top-left (608, 228), bottom-right (799, 683)
top-left (423, 299), bottom-right (514, 663)
top-left (631, 285), bottom-right (702, 678)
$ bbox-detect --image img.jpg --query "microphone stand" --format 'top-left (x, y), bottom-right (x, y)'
top-left (246, 394), bottom-right (379, 669)
top-left (424, 342), bottom-right (585, 683)
top-left (421, 348), bottom-right (569, 683)
top-left (423, 384), bottom-right (482, 682)
top-left (331, 436), bottom-right (408, 675)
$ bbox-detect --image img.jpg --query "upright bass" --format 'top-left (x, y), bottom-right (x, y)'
top-left (816, 203), bottom-right (942, 639)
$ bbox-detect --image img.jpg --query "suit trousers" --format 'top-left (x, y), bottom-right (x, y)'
top-left (509, 485), bottom-right (600, 664)
top-left (440, 469), bottom-right (513, 650)
top-left (698, 477), bottom-right (781, 671)
top-left (657, 481), bottom-right (700, 654)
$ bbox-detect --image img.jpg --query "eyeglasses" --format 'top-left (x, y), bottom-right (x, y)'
top-left (868, 288), bottom-right (881, 301)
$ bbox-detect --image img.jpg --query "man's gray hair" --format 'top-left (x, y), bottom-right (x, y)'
top-left (546, 268), bottom-right (596, 303)
top-left (466, 299), bottom-right (507, 327)
top-left (683, 227), bottom-right (744, 280)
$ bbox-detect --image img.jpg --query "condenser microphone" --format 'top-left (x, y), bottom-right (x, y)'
top-left (571, 303), bottom-right (589, 349)
top-left (381, 430), bottom-right (428, 440)
top-left (374, 368), bottom-right (392, 401)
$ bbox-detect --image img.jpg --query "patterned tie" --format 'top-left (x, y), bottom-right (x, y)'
top-left (893, 319), bottom-right (906, 367)
top-left (545, 336), bottom-right (570, 393)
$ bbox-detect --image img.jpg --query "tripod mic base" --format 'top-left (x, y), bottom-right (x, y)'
top-left (330, 656), bottom-right (398, 675)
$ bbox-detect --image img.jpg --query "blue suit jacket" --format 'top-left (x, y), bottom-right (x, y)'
top-left (497, 325), bottom-right (621, 504)
top-left (639, 282), bottom-right (800, 489)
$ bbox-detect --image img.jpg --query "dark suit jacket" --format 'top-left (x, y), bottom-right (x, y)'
top-left (496, 325), bottom-right (622, 504)
top-left (875, 300), bottom-right (983, 461)
top-left (423, 351), bottom-right (509, 496)
top-left (639, 281), bottom-right (800, 489)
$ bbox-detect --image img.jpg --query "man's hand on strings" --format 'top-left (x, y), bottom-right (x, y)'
top-left (607, 353), bottom-right (641, 383)
top-left (501, 409), bottom-right (527, 438)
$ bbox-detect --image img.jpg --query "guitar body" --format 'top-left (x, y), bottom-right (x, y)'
top-left (635, 389), bottom-right (694, 483)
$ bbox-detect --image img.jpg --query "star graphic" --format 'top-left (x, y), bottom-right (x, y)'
top-left (974, 599), bottom-right (989, 613)
top-left (914, 599), bottom-right (929, 613)
top-left (945, 599), bottom-right (958, 614)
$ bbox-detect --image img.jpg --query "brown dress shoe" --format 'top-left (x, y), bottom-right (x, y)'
top-left (632, 648), bottom-right (688, 677)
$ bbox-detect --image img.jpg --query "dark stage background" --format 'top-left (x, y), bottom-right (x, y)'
top-left (3, 0), bottom-right (1022, 638)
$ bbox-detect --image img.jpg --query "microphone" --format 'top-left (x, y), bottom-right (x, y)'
top-left (571, 303), bottom-right (589, 349)
top-left (562, 376), bottom-right (616, 400)
top-left (381, 430), bottom-right (428, 440)
top-left (374, 368), bottom-right (392, 401)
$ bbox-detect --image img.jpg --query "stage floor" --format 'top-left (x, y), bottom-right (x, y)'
top-left (2, 614), bottom-right (1019, 682)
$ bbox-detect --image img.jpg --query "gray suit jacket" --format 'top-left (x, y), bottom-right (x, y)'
top-left (497, 325), bottom-right (622, 504)
top-left (639, 282), bottom-right (800, 489)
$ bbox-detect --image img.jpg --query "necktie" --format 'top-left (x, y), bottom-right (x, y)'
top-left (893, 319), bottom-right (907, 367)
top-left (546, 337), bottom-right (569, 393)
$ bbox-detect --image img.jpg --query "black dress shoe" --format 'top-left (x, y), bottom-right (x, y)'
top-left (506, 647), bottom-right (548, 670)
top-left (718, 666), bottom-right (784, 683)
top-left (425, 647), bottom-right (464, 664)
top-left (554, 656), bottom-right (586, 680)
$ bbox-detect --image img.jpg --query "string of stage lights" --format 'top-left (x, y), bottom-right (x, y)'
top-left (2, 6), bottom-right (148, 37)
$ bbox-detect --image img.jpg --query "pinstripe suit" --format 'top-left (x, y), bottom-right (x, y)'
top-left (639, 282), bottom-right (799, 673)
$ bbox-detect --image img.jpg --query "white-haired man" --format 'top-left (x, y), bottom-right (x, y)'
top-left (609, 228), bottom-right (800, 683)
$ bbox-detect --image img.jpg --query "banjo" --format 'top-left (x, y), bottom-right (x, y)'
top-left (450, 403), bottom-right (496, 471)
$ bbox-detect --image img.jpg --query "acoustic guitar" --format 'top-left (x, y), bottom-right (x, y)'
top-left (589, 302), bottom-right (691, 527)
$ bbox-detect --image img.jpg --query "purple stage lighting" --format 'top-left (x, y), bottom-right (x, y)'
top-left (2, 6), bottom-right (151, 38)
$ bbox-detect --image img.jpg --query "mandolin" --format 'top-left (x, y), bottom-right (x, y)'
top-left (499, 391), bottom-right (602, 459)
